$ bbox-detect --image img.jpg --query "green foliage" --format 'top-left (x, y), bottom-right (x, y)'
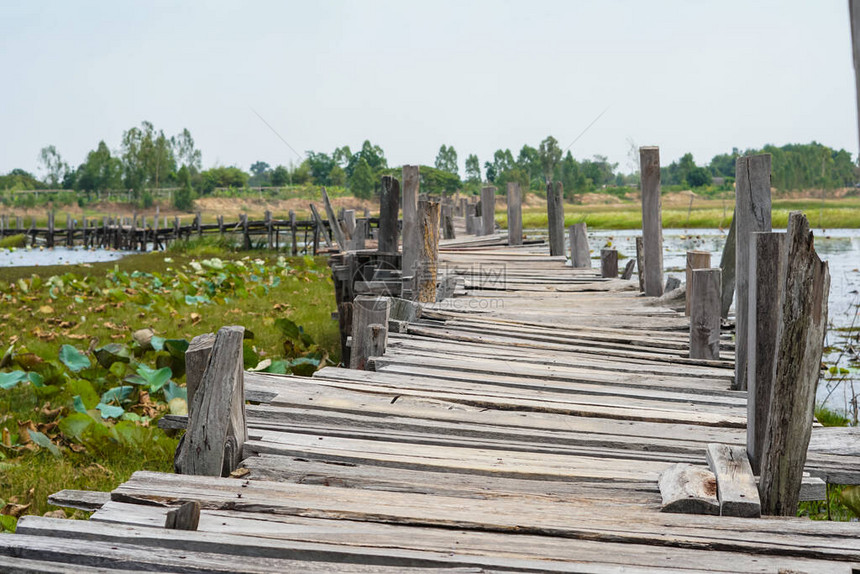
top-left (538, 136), bottom-right (562, 182)
top-left (350, 157), bottom-right (375, 199)
top-left (435, 145), bottom-right (459, 176)
top-left (270, 165), bottom-right (289, 187)
top-left (465, 154), bottom-right (481, 183)
top-left (0, 168), bottom-right (43, 191)
top-left (199, 166), bottom-right (249, 194)
top-left (0, 234), bottom-right (26, 248)
top-left (75, 141), bottom-right (122, 194)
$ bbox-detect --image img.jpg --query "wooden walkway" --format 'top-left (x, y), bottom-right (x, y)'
top-left (5, 234), bottom-right (860, 573)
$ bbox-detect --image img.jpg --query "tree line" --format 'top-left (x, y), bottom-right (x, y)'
top-left (2, 122), bottom-right (857, 211)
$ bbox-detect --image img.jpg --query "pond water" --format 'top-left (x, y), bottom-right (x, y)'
top-left (0, 246), bottom-right (126, 267)
top-left (588, 228), bottom-right (860, 416)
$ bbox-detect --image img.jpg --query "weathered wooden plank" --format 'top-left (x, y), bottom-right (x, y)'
top-left (321, 187), bottom-right (347, 250)
top-left (186, 332), bottom-right (215, 407)
top-left (600, 248), bottom-right (618, 278)
top-left (685, 251), bottom-right (711, 316)
top-left (480, 186), bottom-right (495, 236)
top-left (658, 463), bottom-right (719, 515)
top-left (546, 181), bottom-right (565, 256)
top-left (506, 181), bottom-right (522, 246)
top-left (164, 500), bottom-right (200, 530)
top-left (349, 296), bottom-right (390, 370)
top-left (378, 176), bottom-right (400, 253)
top-left (706, 443), bottom-right (760, 518)
top-left (719, 212), bottom-right (736, 318)
top-left (639, 146), bottom-right (663, 296)
top-left (401, 165), bottom-right (419, 277)
top-left (570, 222), bottom-right (591, 269)
top-left (689, 268), bottom-right (721, 360)
top-left (47, 489), bottom-right (110, 512)
top-left (416, 199), bottom-right (440, 303)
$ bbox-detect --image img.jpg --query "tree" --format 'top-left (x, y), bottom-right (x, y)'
top-left (465, 154), bottom-right (481, 183)
top-left (306, 152), bottom-right (336, 185)
top-left (270, 165), bottom-right (289, 186)
top-left (435, 145), bottom-right (458, 175)
top-left (174, 165), bottom-right (194, 211)
top-left (39, 145), bottom-right (68, 188)
top-left (517, 145), bottom-right (541, 182)
top-left (121, 121), bottom-right (176, 197)
top-left (199, 166), bottom-right (249, 193)
top-left (687, 166), bottom-right (712, 188)
top-left (350, 157), bottom-right (374, 199)
top-left (76, 141), bottom-right (122, 193)
top-left (249, 161), bottom-right (271, 186)
top-left (329, 165), bottom-right (346, 186)
top-left (538, 136), bottom-right (562, 183)
top-left (173, 128), bottom-right (201, 172)
top-left (333, 146), bottom-right (352, 166)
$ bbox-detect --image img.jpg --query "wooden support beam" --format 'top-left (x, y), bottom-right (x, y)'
top-left (349, 296), bottom-right (391, 370)
top-left (689, 268), bottom-right (721, 360)
top-left (546, 182), bottom-right (565, 257)
top-left (639, 146), bottom-right (663, 296)
top-left (635, 236), bottom-right (645, 292)
top-left (351, 219), bottom-right (368, 251)
top-left (685, 251), bottom-right (711, 316)
top-left (309, 204), bottom-right (332, 248)
top-left (177, 326), bottom-right (246, 477)
top-left (289, 210), bottom-right (298, 256)
top-left (851, 0), bottom-right (860, 156)
top-left (185, 333), bottom-right (216, 409)
top-left (378, 176), bottom-right (401, 254)
top-left (402, 165), bottom-right (420, 278)
top-left (480, 186), bottom-right (496, 237)
top-left (719, 212), bottom-right (737, 318)
top-left (734, 154), bottom-right (772, 391)
top-left (600, 249), bottom-right (617, 278)
top-left (747, 232), bottom-right (786, 474)
top-left (620, 259), bottom-right (636, 280)
top-left (265, 210), bottom-right (273, 250)
top-left (569, 223), bottom-right (590, 268)
top-left (343, 209), bottom-right (356, 238)
top-left (441, 205), bottom-right (455, 240)
top-left (706, 443), bottom-right (760, 518)
top-left (759, 212), bottom-right (830, 516)
top-left (506, 182), bottom-right (522, 246)
top-left (321, 187), bottom-right (347, 251)
top-left (658, 463), bottom-right (719, 515)
top-left (416, 200), bottom-right (440, 303)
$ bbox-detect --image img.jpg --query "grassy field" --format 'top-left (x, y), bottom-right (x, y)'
top-left (0, 241), bottom-right (338, 526)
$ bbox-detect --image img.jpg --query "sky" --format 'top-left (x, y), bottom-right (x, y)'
top-left (0, 0), bottom-right (857, 178)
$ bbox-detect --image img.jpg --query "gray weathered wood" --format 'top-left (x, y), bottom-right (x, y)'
top-left (639, 147), bottom-right (663, 296)
top-left (47, 489), bottom-right (110, 512)
top-left (343, 209), bottom-right (356, 238)
top-left (309, 204), bottom-right (332, 248)
top-left (416, 200), bottom-right (440, 303)
top-left (179, 326), bottom-right (246, 477)
top-left (747, 232), bottom-right (786, 474)
top-left (569, 223), bottom-right (590, 268)
top-left (546, 182), bottom-right (565, 257)
top-left (635, 236), bottom-right (645, 292)
top-left (685, 251), bottom-right (711, 316)
top-left (289, 210), bottom-right (298, 255)
top-left (506, 182), bottom-right (522, 246)
top-left (321, 187), bottom-right (347, 250)
top-left (351, 218), bottom-right (368, 251)
top-left (164, 500), bottom-right (200, 530)
top-left (719, 212), bottom-right (736, 318)
top-left (759, 212), bottom-right (830, 516)
top-left (350, 296), bottom-right (391, 370)
top-left (441, 205), bottom-right (455, 240)
top-left (706, 443), bottom-right (760, 518)
top-left (657, 463), bottom-right (719, 515)
top-left (378, 176), bottom-right (401, 254)
top-left (734, 154), bottom-right (772, 391)
top-left (851, 0), bottom-right (860, 157)
top-left (600, 249), bottom-right (617, 278)
top-left (620, 259), bottom-right (635, 280)
top-left (480, 186), bottom-right (495, 236)
top-left (689, 268), bottom-right (721, 360)
top-left (664, 276), bottom-right (681, 292)
top-left (186, 332), bottom-right (216, 408)
top-left (401, 165), bottom-right (420, 277)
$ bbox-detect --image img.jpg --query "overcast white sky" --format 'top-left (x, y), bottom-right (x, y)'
top-left (1, 0), bottom-right (856, 178)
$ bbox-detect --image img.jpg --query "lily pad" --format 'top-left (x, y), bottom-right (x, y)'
top-left (94, 344), bottom-right (131, 368)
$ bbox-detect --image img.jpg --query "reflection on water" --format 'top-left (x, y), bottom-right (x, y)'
top-left (0, 247), bottom-right (125, 267)
top-left (589, 228), bottom-right (860, 416)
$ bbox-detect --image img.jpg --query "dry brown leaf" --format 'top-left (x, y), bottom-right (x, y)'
top-left (1, 503), bottom-right (30, 518)
top-left (42, 509), bottom-right (66, 518)
top-left (1, 427), bottom-right (10, 448)
top-left (17, 420), bottom-right (36, 444)
top-left (40, 404), bottom-right (63, 420)
top-left (68, 443), bottom-right (86, 453)
top-left (229, 468), bottom-right (250, 478)
top-left (189, 312), bottom-right (201, 325)
top-left (64, 333), bottom-right (88, 340)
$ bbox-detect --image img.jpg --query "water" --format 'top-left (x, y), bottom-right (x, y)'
top-left (587, 228), bottom-right (860, 416)
top-left (0, 246), bottom-right (126, 267)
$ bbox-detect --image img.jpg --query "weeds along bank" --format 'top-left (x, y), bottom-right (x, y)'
top-left (0, 243), bottom-right (338, 527)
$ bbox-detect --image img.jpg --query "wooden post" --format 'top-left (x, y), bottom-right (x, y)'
top-left (635, 236), bottom-right (645, 292)
top-left (685, 251), bottom-right (711, 316)
top-left (47, 211), bottom-right (54, 248)
top-left (66, 214), bottom-right (72, 247)
top-left (441, 205), bottom-right (455, 240)
top-left (177, 326), bottom-right (246, 477)
top-left (312, 221), bottom-right (319, 255)
top-left (402, 166), bottom-right (420, 278)
top-left (639, 146), bottom-right (663, 296)
top-left (185, 333), bottom-right (216, 409)
top-left (506, 182), bottom-right (522, 246)
top-left (459, 197), bottom-right (467, 218)
top-left (165, 501), bottom-right (200, 531)
top-left (747, 232), bottom-right (786, 474)
top-left (378, 176), bottom-right (401, 254)
top-left (321, 187), bottom-right (346, 250)
top-left (719, 212), bottom-right (737, 318)
top-left (349, 296), bottom-right (390, 370)
top-left (239, 214), bottom-right (249, 250)
top-left (416, 200), bottom-right (441, 303)
top-left (465, 214), bottom-right (475, 235)
top-left (265, 210), bottom-right (273, 249)
top-left (351, 218), bottom-right (368, 250)
top-left (343, 209), bottom-right (356, 238)
top-left (546, 182), bottom-right (565, 257)
top-left (309, 204), bottom-right (332, 248)
top-left (759, 212), bottom-right (830, 516)
top-left (600, 248), bottom-right (618, 278)
top-left (195, 212), bottom-right (202, 237)
top-left (480, 186), bottom-right (495, 237)
top-left (569, 223), bottom-right (590, 268)
top-left (851, 0), bottom-right (860, 156)
top-left (289, 210), bottom-right (298, 255)
top-left (621, 259), bottom-right (636, 280)
top-left (689, 268), bottom-right (721, 360)
top-left (734, 154), bottom-right (772, 391)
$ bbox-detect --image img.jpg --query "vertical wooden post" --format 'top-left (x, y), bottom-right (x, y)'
top-left (321, 187), bottom-right (346, 250)
top-left (312, 221), bottom-right (319, 255)
top-left (569, 223), bottom-right (590, 268)
top-left (546, 182), bottom-right (565, 257)
top-left (289, 210), bottom-right (298, 255)
top-left (195, 212), bottom-right (202, 237)
top-left (401, 165), bottom-right (420, 278)
top-left (719, 212), bottom-right (737, 318)
top-left (185, 333), bottom-right (216, 409)
top-left (600, 249), bottom-right (618, 278)
top-left (350, 296), bottom-right (391, 370)
top-left (685, 251), bottom-right (712, 316)
top-left (747, 231), bottom-right (786, 474)
top-left (343, 209), bottom-right (356, 238)
top-left (465, 214), bottom-right (475, 235)
top-left (309, 204), bottom-right (332, 248)
top-left (689, 268), bottom-right (722, 360)
top-left (265, 210), bottom-right (273, 249)
top-left (639, 146), bottom-right (663, 296)
top-left (177, 326), bottom-right (246, 477)
top-left (416, 200), bottom-right (440, 303)
top-left (66, 214), bottom-right (72, 247)
top-left (47, 211), bottom-right (54, 248)
top-left (851, 0), bottom-right (860, 156)
top-left (635, 236), bottom-right (645, 292)
top-left (480, 186), bottom-right (496, 237)
top-left (241, 213), bottom-right (251, 250)
top-left (759, 212), bottom-right (829, 516)
top-left (351, 218), bottom-right (368, 250)
top-left (378, 176), bottom-right (401, 254)
top-left (734, 154), bottom-right (772, 391)
top-left (506, 182), bottom-right (522, 246)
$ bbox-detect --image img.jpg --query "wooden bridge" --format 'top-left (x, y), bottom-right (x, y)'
top-left (2, 163), bottom-right (859, 573)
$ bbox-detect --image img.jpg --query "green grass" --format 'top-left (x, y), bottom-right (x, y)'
top-left (0, 234), bottom-right (26, 248)
top-left (0, 243), bottom-right (338, 521)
